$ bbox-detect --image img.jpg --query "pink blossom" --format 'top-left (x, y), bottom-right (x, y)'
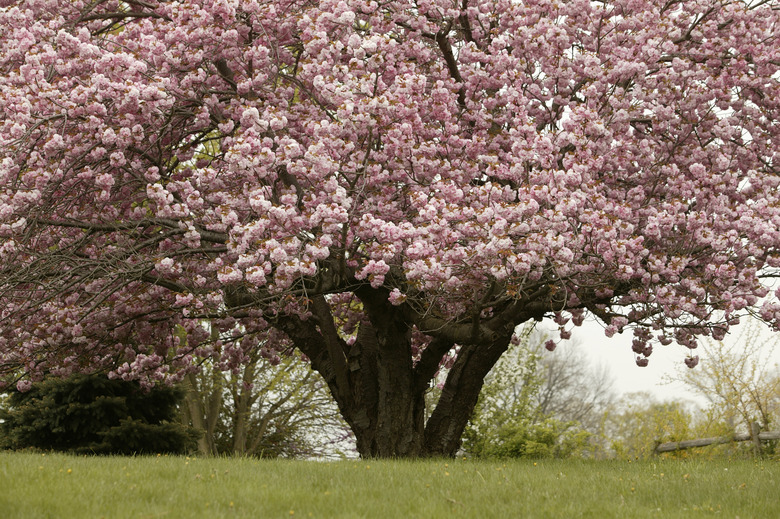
top-left (388, 288), bottom-right (406, 306)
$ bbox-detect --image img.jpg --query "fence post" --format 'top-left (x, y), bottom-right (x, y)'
top-left (750, 421), bottom-right (763, 458)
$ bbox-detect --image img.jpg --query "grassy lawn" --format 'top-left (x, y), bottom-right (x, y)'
top-left (0, 452), bottom-right (776, 518)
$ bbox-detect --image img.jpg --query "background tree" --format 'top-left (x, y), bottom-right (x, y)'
top-left (0, 374), bottom-right (199, 454)
top-left (181, 349), bottom-right (352, 458)
top-left (670, 318), bottom-right (780, 435)
top-left (596, 391), bottom-right (772, 460)
top-left (1, 0), bottom-right (779, 458)
top-left (534, 330), bottom-right (616, 435)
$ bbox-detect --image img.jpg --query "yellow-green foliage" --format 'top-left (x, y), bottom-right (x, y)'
top-left (675, 320), bottom-right (780, 435)
top-left (607, 398), bottom-right (695, 460)
top-left (596, 393), bottom-right (771, 461)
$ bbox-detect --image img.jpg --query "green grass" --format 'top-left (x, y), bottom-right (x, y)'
top-left (0, 452), bottom-right (777, 518)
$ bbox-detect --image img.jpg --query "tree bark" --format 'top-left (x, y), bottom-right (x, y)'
top-left (275, 287), bottom-right (518, 458)
top-left (347, 317), bottom-right (427, 457)
top-left (423, 332), bottom-right (514, 456)
top-left (231, 359), bottom-right (257, 455)
top-left (182, 372), bottom-right (221, 456)
top-left (182, 373), bottom-right (211, 456)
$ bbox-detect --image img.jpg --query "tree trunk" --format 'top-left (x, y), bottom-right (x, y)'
top-left (182, 372), bottom-right (223, 456)
top-left (203, 372), bottom-right (223, 454)
top-left (275, 287), bottom-right (519, 458)
top-left (182, 371), bottom-right (223, 456)
top-left (347, 318), bottom-right (427, 457)
top-left (277, 295), bottom-right (430, 457)
top-left (423, 334), bottom-right (513, 455)
top-left (182, 373), bottom-right (211, 456)
top-left (231, 359), bottom-right (257, 455)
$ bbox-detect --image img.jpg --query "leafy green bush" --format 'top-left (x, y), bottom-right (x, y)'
top-left (465, 417), bottom-right (590, 459)
top-left (0, 374), bottom-right (199, 454)
top-left (462, 324), bottom-right (593, 459)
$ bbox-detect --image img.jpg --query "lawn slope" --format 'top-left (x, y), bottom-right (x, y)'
top-left (0, 453), bottom-right (776, 518)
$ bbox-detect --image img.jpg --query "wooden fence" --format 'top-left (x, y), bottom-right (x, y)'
top-left (655, 422), bottom-right (780, 455)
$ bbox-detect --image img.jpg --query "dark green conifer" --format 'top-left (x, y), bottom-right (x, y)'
top-left (0, 374), bottom-right (199, 454)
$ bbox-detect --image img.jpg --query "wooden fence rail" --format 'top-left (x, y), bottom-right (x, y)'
top-left (655, 425), bottom-right (780, 454)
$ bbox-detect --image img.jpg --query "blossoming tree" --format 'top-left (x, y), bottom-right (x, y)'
top-left (1, 0), bottom-right (779, 457)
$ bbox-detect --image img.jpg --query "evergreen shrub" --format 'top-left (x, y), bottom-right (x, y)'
top-left (0, 374), bottom-right (199, 454)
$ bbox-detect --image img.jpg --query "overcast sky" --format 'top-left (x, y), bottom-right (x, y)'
top-left (560, 317), bottom-right (780, 407)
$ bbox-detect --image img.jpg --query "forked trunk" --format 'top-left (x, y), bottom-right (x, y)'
top-left (182, 372), bottom-right (221, 456)
top-left (276, 288), bottom-right (517, 458)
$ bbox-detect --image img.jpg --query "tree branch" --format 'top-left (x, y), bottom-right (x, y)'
top-left (413, 336), bottom-right (455, 394)
top-left (310, 295), bottom-right (351, 402)
top-left (435, 23), bottom-right (466, 108)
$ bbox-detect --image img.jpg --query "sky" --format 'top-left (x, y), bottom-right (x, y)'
top-left (562, 317), bottom-right (780, 408)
